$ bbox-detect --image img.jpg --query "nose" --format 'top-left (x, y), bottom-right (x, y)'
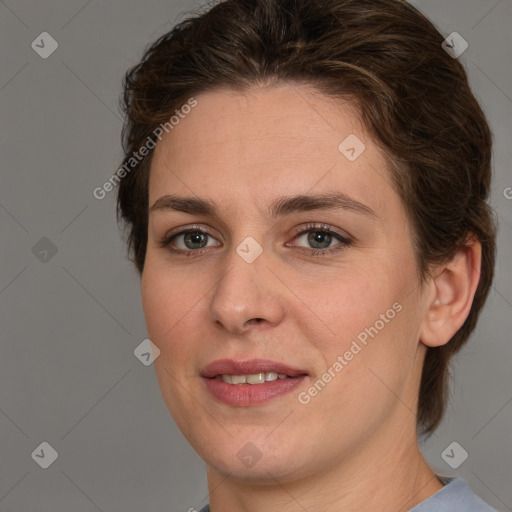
top-left (208, 245), bottom-right (286, 335)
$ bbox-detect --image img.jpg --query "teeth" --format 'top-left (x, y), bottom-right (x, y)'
top-left (246, 373), bottom-right (265, 384)
top-left (218, 372), bottom-right (289, 384)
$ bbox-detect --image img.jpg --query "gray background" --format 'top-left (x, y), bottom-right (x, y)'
top-left (0, 0), bottom-right (510, 511)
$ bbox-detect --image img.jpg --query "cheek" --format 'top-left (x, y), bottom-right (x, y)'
top-left (299, 262), bottom-right (416, 385)
top-left (141, 268), bottom-right (167, 343)
top-left (141, 263), bottom-right (197, 353)
top-left (294, 267), bottom-right (392, 341)
top-left (141, 266), bottom-right (200, 415)
top-left (140, 258), bottom-right (222, 394)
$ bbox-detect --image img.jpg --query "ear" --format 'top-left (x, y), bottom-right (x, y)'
top-left (420, 237), bottom-right (482, 348)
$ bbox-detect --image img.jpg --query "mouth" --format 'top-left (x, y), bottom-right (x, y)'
top-left (201, 359), bottom-right (308, 406)
top-left (215, 372), bottom-right (291, 384)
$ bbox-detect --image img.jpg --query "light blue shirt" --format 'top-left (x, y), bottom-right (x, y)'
top-left (409, 475), bottom-right (499, 511)
top-left (198, 476), bottom-right (499, 511)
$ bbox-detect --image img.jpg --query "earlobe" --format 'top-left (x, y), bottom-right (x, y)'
top-left (420, 238), bottom-right (482, 348)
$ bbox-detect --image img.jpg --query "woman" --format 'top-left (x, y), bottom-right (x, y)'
top-left (116, 0), bottom-right (498, 510)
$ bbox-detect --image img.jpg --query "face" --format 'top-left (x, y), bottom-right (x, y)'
top-left (142, 84), bottom-right (429, 483)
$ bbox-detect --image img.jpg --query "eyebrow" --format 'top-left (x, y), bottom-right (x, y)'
top-left (149, 192), bottom-right (378, 219)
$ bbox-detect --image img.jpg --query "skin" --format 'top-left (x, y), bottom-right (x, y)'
top-left (141, 83), bottom-right (481, 512)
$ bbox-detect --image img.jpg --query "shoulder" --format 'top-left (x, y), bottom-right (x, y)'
top-left (410, 476), bottom-right (500, 512)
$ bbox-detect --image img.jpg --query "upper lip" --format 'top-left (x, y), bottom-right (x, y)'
top-left (201, 359), bottom-right (308, 379)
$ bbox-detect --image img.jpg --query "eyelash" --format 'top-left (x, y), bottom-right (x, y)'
top-left (158, 223), bottom-right (353, 258)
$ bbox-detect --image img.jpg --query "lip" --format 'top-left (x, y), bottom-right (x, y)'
top-left (201, 358), bottom-right (307, 378)
top-left (201, 358), bottom-right (308, 407)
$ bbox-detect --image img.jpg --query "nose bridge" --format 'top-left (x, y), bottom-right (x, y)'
top-left (208, 238), bottom-right (284, 332)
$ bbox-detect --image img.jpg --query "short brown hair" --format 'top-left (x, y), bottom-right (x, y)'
top-left (117, 0), bottom-right (497, 436)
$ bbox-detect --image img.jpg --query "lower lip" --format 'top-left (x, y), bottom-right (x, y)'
top-left (203, 376), bottom-right (307, 406)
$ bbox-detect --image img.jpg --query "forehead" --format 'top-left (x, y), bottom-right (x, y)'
top-left (154, 84), bottom-right (363, 160)
top-left (149, 84), bottom-right (395, 218)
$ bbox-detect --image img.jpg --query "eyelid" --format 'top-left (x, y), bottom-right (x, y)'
top-left (294, 222), bottom-right (352, 239)
top-left (288, 222), bottom-right (352, 244)
top-left (163, 223), bottom-right (218, 240)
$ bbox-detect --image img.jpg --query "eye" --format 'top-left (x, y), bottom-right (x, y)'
top-left (288, 223), bottom-right (352, 256)
top-left (159, 225), bottom-right (221, 255)
top-left (159, 223), bottom-right (352, 258)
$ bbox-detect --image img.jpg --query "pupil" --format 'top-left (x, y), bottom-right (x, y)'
top-left (308, 231), bottom-right (331, 249)
top-left (185, 232), bottom-right (207, 249)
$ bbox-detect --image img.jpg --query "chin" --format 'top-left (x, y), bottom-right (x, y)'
top-left (194, 432), bottom-right (318, 483)
top-left (209, 454), bottom-right (306, 483)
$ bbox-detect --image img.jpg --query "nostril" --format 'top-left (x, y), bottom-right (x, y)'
top-left (249, 318), bottom-right (264, 324)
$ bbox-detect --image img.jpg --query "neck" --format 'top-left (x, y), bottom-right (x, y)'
top-left (205, 417), bottom-right (443, 512)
